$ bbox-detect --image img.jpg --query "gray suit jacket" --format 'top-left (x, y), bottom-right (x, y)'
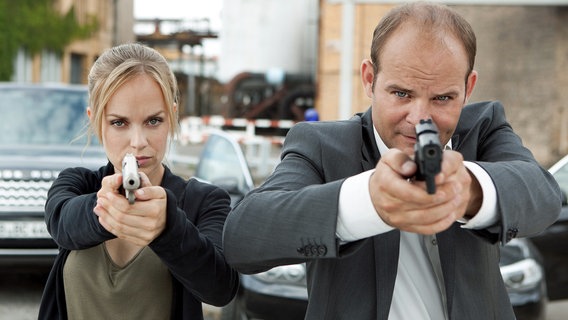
top-left (223, 101), bottom-right (562, 319)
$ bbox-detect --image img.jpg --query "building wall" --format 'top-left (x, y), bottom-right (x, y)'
top-left (317, 3), bottom-right (568, 166)
top-left (218, 0), bottom-right (319, 83)
top-left (60, 0), bottom-right (134, 84)
top-left (454, 5), bottom-right (568, 165)
top-left (17, 0), bottom-right (134, 85)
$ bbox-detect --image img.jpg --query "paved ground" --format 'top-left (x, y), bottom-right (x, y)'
top-left (2, 270), bottom-right (568, 319)
top-left (545, 300), bottom-right (568, 320)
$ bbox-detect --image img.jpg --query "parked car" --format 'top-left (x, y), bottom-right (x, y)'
top-left (194, 131), bottom-right (553, 320)
top-left (529, 155), bottom-right (568, 302)
top-left (192, 130), bottom-right (307, 320)
top-left (501, 238), bottom-right (547, 320)
top-left (0, 83), bottom-right (106, 267)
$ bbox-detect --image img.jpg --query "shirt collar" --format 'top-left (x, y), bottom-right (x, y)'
top-left (372, 126), bottom-right (452, 155)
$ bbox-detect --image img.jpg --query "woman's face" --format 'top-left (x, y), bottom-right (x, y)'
top-left (96, 73), bottom-right (170, 185)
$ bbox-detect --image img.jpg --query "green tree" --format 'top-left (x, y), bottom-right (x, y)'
top-left (0, 0), bottom-right (98, 80)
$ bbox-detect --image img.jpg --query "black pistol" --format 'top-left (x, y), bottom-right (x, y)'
top-left (414, 119), bottom-right (442, 194)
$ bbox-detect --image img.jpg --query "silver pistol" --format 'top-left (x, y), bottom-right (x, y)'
top-left (122, 153), bottom-right (140, 204)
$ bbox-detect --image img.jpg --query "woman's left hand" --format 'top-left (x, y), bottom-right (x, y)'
top-left (94, 172), bottom-right (168, 246)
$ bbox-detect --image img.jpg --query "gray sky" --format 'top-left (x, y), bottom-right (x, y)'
top-left (134, 0), bottom-right (222, 29)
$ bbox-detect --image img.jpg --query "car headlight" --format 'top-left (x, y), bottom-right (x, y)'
top-left (500, 258), bottom-right (543, 292)
top-left (252, 264), bottom-right (307, 286)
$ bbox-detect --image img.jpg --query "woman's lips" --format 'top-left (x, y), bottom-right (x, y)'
top-left (135, 156), bottom-right (151, 167)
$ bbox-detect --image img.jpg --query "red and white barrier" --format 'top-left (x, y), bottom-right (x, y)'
top-left (178, 116), bottom-right (295, 145)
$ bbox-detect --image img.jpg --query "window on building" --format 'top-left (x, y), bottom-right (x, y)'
top-left (12, 48), bottom-right (33, 82)
top-left (70, 53), bottom-right (85, 84)
top-left (40, 50), bottom-right (62, 83)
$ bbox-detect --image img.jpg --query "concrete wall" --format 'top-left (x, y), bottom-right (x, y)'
top-left (218, 0), bottom-right (319, 83)
top-left (455, 5), bottom-right (568, 165)
top-left (317, 3), bottom-right (568, 166)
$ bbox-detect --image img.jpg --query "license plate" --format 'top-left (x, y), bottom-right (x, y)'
top-left (0, 221), bottom-right (51, 239)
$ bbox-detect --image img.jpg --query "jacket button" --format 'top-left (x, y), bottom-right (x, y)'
top-left (506, 228), bottom-right (519, 241)
top-left (309, 245), bottom-right (318, 256)
top-left (298, 246), bottom-right (311, 256)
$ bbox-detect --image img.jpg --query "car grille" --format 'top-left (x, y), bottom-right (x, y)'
top-left (0, 179), bottom-right (53, 211)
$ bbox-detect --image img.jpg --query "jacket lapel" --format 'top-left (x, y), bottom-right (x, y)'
top-left (357, 108), bottom-right (401, 318)
top-left (359, 108), bottom-right (380, 171)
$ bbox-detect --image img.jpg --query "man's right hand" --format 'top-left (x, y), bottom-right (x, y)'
top-left (369, 149), bottom-right (469, 235)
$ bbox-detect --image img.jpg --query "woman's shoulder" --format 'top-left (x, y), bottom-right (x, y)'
top-left (57, 162), bottom-right (112, 183)
top-left (162, 167), bottom-right (228, 198)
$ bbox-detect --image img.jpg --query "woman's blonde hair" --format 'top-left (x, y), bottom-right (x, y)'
top-left (87, 42), bottom-right (179, 143)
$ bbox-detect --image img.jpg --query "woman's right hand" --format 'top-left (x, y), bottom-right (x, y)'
top-left (94, 173), bottom-right (168, 247)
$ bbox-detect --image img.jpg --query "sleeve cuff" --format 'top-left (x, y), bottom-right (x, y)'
top-left (459, 161), bottom-right (499, 229)
top-left (336, 169), bottom-right (394, 242)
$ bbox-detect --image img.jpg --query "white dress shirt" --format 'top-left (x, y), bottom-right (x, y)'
top-left (336, 127), bottom-right (498, 319)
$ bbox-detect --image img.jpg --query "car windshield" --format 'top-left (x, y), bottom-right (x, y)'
top-left (194, 132), bottom-right (254, 194)
top-left (552, 161), bottom-right (568, 194)
top-left (0, 86), bottom-right (91, 146)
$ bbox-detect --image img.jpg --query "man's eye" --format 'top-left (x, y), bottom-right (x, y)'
top-left (110, 120), bottom-right (125, 127)
top-left (394, 91), bottom-right (409, 98)
top-left (435, 96), bottom-right (451, 101)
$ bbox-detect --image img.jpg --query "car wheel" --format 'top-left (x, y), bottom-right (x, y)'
top-left (220, 298), bottom-right (249, 320)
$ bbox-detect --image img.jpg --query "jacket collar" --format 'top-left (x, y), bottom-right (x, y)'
top-left (357, 107), bottom-right (380, 171)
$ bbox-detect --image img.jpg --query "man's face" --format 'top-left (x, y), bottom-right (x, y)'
top-left (362, 24), bottom-right (477, 156)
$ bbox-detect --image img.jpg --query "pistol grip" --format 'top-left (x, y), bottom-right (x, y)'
top-left (425, 177), bottom-right (436, 195)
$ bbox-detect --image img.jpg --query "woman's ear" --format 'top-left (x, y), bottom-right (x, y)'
top-left (86, 107), bottom-right (93, 121)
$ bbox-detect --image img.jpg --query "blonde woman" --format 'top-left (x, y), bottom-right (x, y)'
top-left (39, 43), bottom-right (238, 319)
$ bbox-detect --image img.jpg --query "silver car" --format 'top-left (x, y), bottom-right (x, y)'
top-left (0, 83), bottom-right (106, 267)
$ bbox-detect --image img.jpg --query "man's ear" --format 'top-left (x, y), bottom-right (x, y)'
top-left (361, 59), bottom-right (375, 98)
top-left (465, 70), bottom-right (478, 103)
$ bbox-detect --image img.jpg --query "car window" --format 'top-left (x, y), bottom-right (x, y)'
top-left (552, 161), bottom-right (568, 194)
top-left (0, 87), bottom-right (92, 146)
top-left (194, 131), bottom-right (254, 197)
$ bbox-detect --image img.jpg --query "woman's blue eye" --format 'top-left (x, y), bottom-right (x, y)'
top-left (111, 120), bottom-right (125, 127)
top-left (148, 118), bottom-right (163, 126)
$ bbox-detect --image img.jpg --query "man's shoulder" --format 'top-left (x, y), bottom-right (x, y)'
top-left (459, 100), bottom-right (507, 126)
top-left (462, 100), bottom-right (505, 116)
top-left (290, 116), bottom-right (363, 136)
top-left (283, 117), bottom-right (364, 155)
top-left (294, 117), bottom-right (362, 128)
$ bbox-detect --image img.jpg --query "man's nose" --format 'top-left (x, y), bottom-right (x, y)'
top-left (406, 100), bottom-right (431, 125)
